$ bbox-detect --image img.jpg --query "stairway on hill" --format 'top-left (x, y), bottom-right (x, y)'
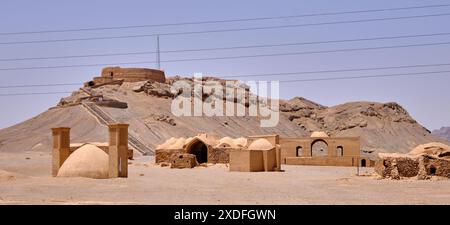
top-left (81, 102), bottom-right (154, 156)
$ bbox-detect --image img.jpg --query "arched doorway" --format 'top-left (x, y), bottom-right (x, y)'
top-left (361, 159), bottom-right (366, 167)
top-left (311, 139), bottom-right (328, 157)
top-left (296, 146), bottom-right (303, 157)
top-left (336, 146), bottom-right (343, 157)
top-left (186, 139), bottom-right (208, 164)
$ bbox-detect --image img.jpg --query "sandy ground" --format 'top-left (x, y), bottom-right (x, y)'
top-left (0, 151), bottom-right (449, 205)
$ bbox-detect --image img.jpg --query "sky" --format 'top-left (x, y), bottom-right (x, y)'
top-left (0, 0), bottom-right (449, 130)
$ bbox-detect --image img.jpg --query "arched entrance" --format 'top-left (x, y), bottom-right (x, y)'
top-left (186, 139), bottom-right (208, 164)
top-left (361, 159), bottom-right (366, 167)
top-left (311, 139), bottom-right (328, 157)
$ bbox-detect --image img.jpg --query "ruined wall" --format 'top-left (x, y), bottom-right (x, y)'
top-left (170, 153), bottom-right (197, 169)
top-left (155, 148), bottom-right (184, 163)
top-left (208, 147), bottom-right (232, 163)
top-left (376, 154), bottom-right (450, 179)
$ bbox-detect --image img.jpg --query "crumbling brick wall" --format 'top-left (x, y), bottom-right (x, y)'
top-left (375, 155), bottom-right (419, 179)
top-left (208, 147), bottom-right (232, 163)
top-left (155, 149), bottom-right (184, 163)
top-left (375, 154), bottom-right (450, 179)
top-left (170, 153), bottom-right (197, 169)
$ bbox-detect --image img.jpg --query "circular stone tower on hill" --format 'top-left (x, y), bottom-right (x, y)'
top-left (86, 67), bottom-right (166, 87)
top-left (101, 67), bottom-right (166, 83)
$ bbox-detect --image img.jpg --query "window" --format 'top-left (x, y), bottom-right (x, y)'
top-left (336, 146), bottom-right (343, 156)
top-left (296, 146), bottom-right (303, 157)
top-left (361, 159), bottom-right (366, 167)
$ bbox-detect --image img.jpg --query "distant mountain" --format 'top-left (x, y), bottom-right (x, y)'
top-left (432, 127), bottom-right (450, 141)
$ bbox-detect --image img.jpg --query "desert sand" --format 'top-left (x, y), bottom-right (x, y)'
top-left (1, 151), bottom-right (449, 205)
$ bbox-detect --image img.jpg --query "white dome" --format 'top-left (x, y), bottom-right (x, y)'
top-left (248, 138), bottom-right (274, 151)
top-left (216, 137), bottom-right (237, 148)
top-left (156, 137), bottom-right (177, 149)
top-left (233, 137), bottom-right (247, 147)
top-left (57, 144), bottom-right (109, 179)
top-left (168, 137), bottom-right (186, 149)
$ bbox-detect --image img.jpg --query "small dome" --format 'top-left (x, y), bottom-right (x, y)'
top-left (57, 144), bottom-right (109, 179)
top-left (248, 138), bottom-right (274, 151)
top-left (233, 137), bottom-right (247, 147)
top-left (156, 137), bottom-right (177, 149)
top-left (168, 137), bottom-right (186, 149)
top-left (310, 131), bottom-right (329, 138)
top-left (195, 133), bottom-right (219, 146)
top-left (216, 137), bottom-right (237, 148)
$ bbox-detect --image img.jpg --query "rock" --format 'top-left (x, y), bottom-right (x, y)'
top-left (132, 81), bottom-right (148, 92)
top-left (145, 114), bottom-right (176, 126)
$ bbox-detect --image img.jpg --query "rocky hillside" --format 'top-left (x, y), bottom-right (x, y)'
top-left (0, 76), bottom-right (446, 158)
top-left (432, 127), bottom-right (450, 141)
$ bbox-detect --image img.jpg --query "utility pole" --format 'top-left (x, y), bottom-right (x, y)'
top-left (156, 35), bottom-right (160, 70)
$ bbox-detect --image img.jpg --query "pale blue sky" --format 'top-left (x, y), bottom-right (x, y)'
top-left (0, 0), bottom-right (449, 130)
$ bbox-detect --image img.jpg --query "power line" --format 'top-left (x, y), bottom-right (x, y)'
top-left (0, 70), bottom-right (448, 96)
top-left (1, 12), bottom-right (450, 45)
top-left (0, 83), bottom-right (82, 89)
top-left (278, 70), bottom-right (450, 83)
top-left (2, 32), bottom-right (450, 62)
top-left (2, 62), bottom-right (450, 89)
top-left (222, 62), bottom-right (450, 78)
top-left (159, 41), bottom-right (450, 63)
top-left (1, 41), bottom-right (450, 71)
top-left (0, 91), bottom-right (72, 96)
top-left (1, 4), bottom-right (449, 36)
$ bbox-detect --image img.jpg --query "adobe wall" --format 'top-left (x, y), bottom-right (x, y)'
top-left (280, 137), bottom-right (361, 162)
top-left (155, 148), bottom-right (184, 163)
top-left (208, 147), bottom-right (232, 163)
top-left (286, 156), bottom-right (360, 167)
top-left (101, 67), bottom-right (166, 83)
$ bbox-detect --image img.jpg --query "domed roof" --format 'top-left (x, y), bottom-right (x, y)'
top-left (194, 133), bottom-right (219, 146)
top-left (216, 137), bottom-right (237, 148)
top-left (247, 138), bottom-right (274, 151)
top-left (233, 137), bottom-right (247, 147)
top-left (57, 144), bottom-right (109, 179)
top-left (310, 131), bottom-right (329, 138)
top-left (409, 142), bottom-right (450, 155)
top-left (168, 137), bottom-right (186, 149)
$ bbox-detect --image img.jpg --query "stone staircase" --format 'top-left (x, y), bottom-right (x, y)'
top-left (81, 102), bottom-right (154, 155)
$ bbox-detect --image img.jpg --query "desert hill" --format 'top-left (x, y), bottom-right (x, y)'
top-left (0, 75), bottom-right (446, 158)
